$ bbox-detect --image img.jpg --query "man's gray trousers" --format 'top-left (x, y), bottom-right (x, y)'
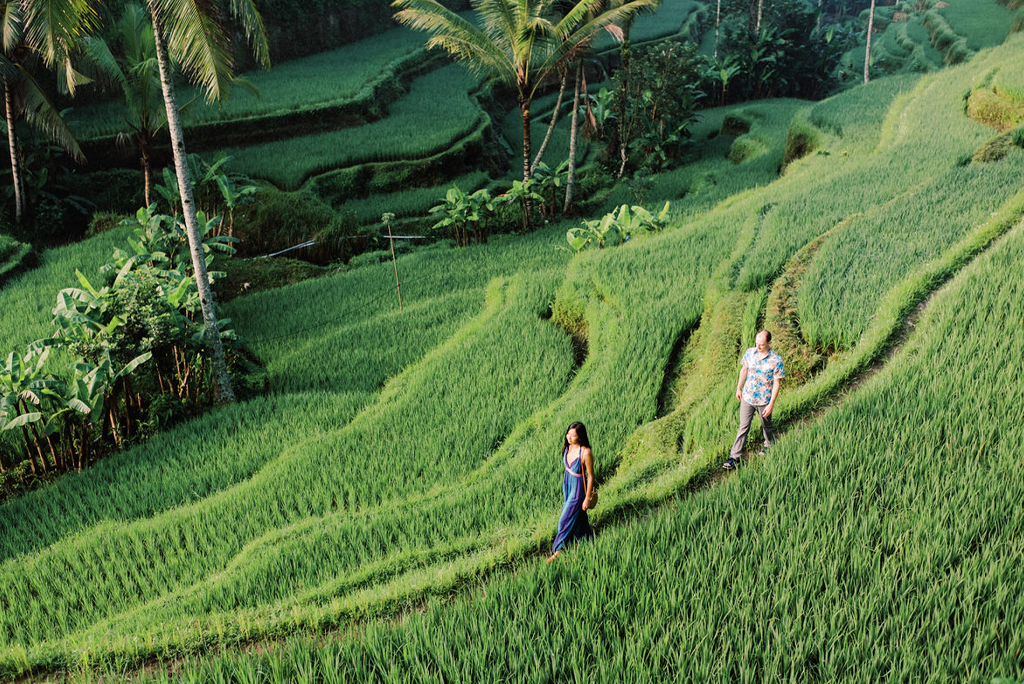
top-left (729, 400), bottom-right (775, 460)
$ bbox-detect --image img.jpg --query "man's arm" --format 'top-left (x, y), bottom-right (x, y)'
top-left (764, 376), bottom-right (781, 417)
top-left (735, 366), bottom-right (748, 401)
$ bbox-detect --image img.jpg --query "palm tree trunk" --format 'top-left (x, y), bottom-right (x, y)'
top-left (530, 71), bottom-right (567, 177)
top-left (563, 60), bottom-right (584, 215)
top-left (139, 130), bottom-right (153, 207)
top-left (149, 0), bottom-right (235, 405)
top-left (816, 0), bottom-right (823, 36)
top-left (616, 41), bottom-right (632, 180)
top-left (715, 0), bottom-right (722, 58)
top-left (756, 0), bottom-right (764, 34)
top-left (4, 84), bottom-right (24, 225)
top-left (520, 100), bottom-right (533, 230)
top-left (864, 0), bottom-right (876, 84)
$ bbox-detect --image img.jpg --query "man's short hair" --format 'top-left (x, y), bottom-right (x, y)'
top-left (760, 329), bottom-right (772, 343)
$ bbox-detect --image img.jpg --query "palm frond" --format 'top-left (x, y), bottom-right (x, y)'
top-left (120, 3), bottom-right (156, 65)
top-left (149, 0), bottom-right (233, 103)
top-left (540, 0), bottom-right (655, 77)
top-left (13, 64), bottom-right (83, 161)
top-left (393, 0), bottom-right (511, 78)
top-left (227, 0), bottom-right (269, 69)
top-left (1, 1), bottom-right (23, 55)
top-left (0, 49), bottom-right (17, 83)
top-left (20, 0), bottom-right (100, 90)
top-left (80, 35), bottom-right (127, 90)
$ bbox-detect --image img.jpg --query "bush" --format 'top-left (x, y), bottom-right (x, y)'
top-left (972, 131), bottom-right (1017, 162)
top-left (234, 186), bottom-right (339, 262)
top-left (720, 112), bottom-right (752, 136)
top-left (728, 135), bottom-right (769, 163)
top-left (782, 115), bottom-right (825, 171)
top-left (60, 169), bottom-right (145, 214)
top-left (967, 88), bottom-right (1024, 131)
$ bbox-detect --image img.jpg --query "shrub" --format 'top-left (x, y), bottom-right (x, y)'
top-left (973, 132), bottom-right (1017, 162)
top-left (966, 88), bottom-right (1024, 131)
top-left (234, 186), bottom-right (338, 261)
top-left (61, 169), bottom-right (144, 214)
top-left (728, 134), bottom-right (769, 163)
top-left (719, 112), bottom-right (752, 136)
top-left (782, 115), bottom-right (825, 171)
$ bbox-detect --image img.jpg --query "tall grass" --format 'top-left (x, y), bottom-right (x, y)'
top-left (121, 202), bottom-right (1024, 684)
top-left (797, 153), bottom-right (1024, 349)
top-left (597, 100), bottom-right (808, 216)
top-left (0, 228), bottom-right (130, 351)
top-left (936, 0), bottom-right (1014, 51)
top-left (221, 66), bottom-right (485, 189)
top-left (6, 20), bottom-right (1024, 683)
top-left (736, 59), bottom-right (995, 292)
top-left (66, 26), bottom-right (429, 139)
top-left (0, 235), bottom-right (31, 286)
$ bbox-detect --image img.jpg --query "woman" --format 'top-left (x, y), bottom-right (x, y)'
top-left (547, 421), bottom-right (595, 561)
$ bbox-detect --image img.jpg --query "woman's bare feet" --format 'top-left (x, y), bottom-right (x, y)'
top-left (546, 550), bottom-right (560, 563)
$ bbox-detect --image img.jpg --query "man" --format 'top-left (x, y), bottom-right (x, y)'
top-left (722, 329), bottom-right (784, 470)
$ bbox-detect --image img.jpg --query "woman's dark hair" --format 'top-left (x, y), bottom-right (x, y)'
top-left (562, 421), bottom-right (591, 453)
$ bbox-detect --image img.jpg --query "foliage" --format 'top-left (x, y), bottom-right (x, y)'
top-left (713, 0), bottom-right (855, 103)
top-left (565, 201), bottom-right (670, 251)
top-left (153, 153), bottom-right (259, 237)
top-left (67, 21), bottom-right (429, 139)
top-left (221, 66), bottom-right (486, 189)
top-left (429, 184), bottom-right (497, 247)
top-left (6, 17), bottom-right (1024, 684)
top-left (967, 87), bottom-right (1024, 130)
top-left (604, 40), bottom-right (705, 173)
top-left (430, 179), bottom-right (544, 245)
top-left (0, 204), bottom-right (246, 496)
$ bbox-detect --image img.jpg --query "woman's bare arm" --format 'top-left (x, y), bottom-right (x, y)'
top-left (582, 447), bottom-right (594, 510)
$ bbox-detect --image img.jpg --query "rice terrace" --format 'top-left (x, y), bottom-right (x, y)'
top-left (0, 0), bottom-right (1022, 681)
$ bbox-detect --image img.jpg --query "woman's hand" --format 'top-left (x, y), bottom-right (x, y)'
top-left (582, 496), bottom-right (591, 511)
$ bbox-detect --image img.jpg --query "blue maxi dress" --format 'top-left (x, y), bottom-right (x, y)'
top-left (552, 446), bottom-right (594, 553)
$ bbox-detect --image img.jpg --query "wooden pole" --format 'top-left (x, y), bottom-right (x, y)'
top-left (383, 213), bottom-right (402, 310)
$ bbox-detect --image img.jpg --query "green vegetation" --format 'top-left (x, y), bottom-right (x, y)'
top-left (798, 156), bottom-right (1024, 349)
top-left (935, 0), bottom-right (1014, 50)
top-left (67, 24), bottom-right (431, 140)
top-left (124, 215), bottom-right (1024, 680)
top-left (0, 229), bottom-right (132, 352)
top-left (221, 66), bottom-right (486, 189)
top-left (1, 2), bottom-right (1023, 682)
top-left (593, 0), bottom-right (705, 51)
top-left (0, 236), bottom-right (32, 286)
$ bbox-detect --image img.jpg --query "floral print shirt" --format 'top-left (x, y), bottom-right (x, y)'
top-left (741, 347), bottom-right (784, 406)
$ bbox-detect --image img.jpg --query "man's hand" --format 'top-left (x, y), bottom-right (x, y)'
top-left (762, 403), bottom-right (773, 418)
top-left (736, 388), bottom-right (743, 401)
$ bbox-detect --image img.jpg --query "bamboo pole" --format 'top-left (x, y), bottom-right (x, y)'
top-left (383, 213), bottom-right (403, 310)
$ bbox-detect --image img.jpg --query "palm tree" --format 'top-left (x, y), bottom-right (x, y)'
top-left (1, 0), bottom-right (90, 224)
top-left (563, 0), bottom-right (648, 213)
top-left (144, 0), bottom-right (269, 404)
top-left (393, 0), bottom-right (656, 225)
top-left (81, 4), bottom-right (166, 207)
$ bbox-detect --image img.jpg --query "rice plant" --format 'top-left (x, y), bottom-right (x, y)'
top-left (220, 66), bottom-right (485, 189)
top-left (65, 25), bottom-right (430, 140)
top-left (934, 0), bottom-right (1013, 51)
top-left (6, 16), bottom-right (1024, 684)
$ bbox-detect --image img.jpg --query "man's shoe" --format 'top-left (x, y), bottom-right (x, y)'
top-left (722, 457), bottom-right (739, 470)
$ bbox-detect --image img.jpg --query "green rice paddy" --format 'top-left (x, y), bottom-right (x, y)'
top-left (0, 4), bottom-right (1022, 683)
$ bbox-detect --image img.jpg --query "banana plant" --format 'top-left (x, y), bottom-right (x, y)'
top-left (0, 346), bottom-right (59, 473)
top-left (565, 201), bottom-right (671, 252)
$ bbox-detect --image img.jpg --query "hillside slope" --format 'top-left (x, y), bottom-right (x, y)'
top-left (1, 27), bottom-right (1024, 684)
